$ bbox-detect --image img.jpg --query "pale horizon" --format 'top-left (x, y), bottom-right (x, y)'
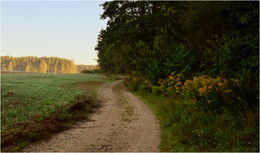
top-left (1, 1), bottom-right (108, 65)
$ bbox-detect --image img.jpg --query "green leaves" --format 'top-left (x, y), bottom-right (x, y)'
top-left (97, 1), bottom-right (259, 86)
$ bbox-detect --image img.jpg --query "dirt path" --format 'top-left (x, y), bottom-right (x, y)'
top-left (23, 80), bottom-right (160, 152)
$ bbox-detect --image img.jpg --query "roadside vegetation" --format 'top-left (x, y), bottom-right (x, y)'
top-left (1, 73), bottom-right (107, 151)
top-left (97, 1), bottom-right (259, 152)
top-left (124, 73), bottom-right (258, 151)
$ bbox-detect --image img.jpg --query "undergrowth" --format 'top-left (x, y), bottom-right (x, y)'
top-left (135, 92), bottom-right (259, 152)
top-left (124, 73), bottom-right (259, 152)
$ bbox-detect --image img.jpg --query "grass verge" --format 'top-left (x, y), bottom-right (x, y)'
top-left (134, 91), bottom-right (259, 152)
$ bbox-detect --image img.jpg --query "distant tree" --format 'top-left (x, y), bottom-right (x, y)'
top-left (1, 63), bottom-right (6, 71)
top-left (8, 62), bottom-right (13, 71)
top-left (39, 60), bottom-right (48, 73)
top-left (0, 56), bottom-right (79, 73)
top-left (69, 60), bottom-right (78, 73)
top-left (25, 64), bottom-right (31, 72)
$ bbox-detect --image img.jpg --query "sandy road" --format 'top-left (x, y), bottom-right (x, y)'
top-left (23, 80), bottom-right (160, 152)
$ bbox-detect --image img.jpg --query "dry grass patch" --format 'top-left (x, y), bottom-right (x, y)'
top-left (77, 81), bottom-right (105, 91)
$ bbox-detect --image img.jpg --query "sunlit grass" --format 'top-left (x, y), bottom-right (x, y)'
top-left (1, 73), bottom-right (106, 131)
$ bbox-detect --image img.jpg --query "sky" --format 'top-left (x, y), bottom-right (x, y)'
top-left (1, 0), bottom-right (108, 65)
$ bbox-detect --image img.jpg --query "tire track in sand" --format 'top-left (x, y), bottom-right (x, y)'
top-left (23, 80), bottom-right (160, 152)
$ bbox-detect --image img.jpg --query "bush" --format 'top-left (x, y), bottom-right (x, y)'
top-left (81, 69), bottom-right (100, 74)
top-left (134, 38), bottom-right (195, 83)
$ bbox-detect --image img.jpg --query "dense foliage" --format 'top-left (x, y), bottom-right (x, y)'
top-left (97, 1), bottom-right (259, 151)
top-left (1, 56), bottom-right (78, 73)
top-left (96, 1), bottom-right (259, 82)
top-left (96, 0), bottom-right (259, 112)
top-left (125, 72), bottom-right (259, 151)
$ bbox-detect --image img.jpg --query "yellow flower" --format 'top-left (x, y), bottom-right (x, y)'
top-left (201, 80), bottom-right (207, 86)
top-left (169, 76), bottom-right (175, 80)
top-left (177, 74), bottom-right (183, 77)
top-left (218, 83), bottom-right (224, 87)
top-left (198, 87), bottom-right (205, 94)
top-left (193, 77), bottom-right (200, 82)
top-left (177, 82), bottom-right (182, 85)
top-left (208, 100), bottom-right (212, 103)
top-left (184, 80), bottom-right (192, 86)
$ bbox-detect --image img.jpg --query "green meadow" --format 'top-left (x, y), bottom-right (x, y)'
top-left (1, 73), bottom-right (107, 151)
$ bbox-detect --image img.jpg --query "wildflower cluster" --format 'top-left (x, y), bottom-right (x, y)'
top-left (153, 72), bottom-right (185, 95)
top-left (181, 75), bottom-right (242, 111)
top-left (128, 71), bottom-right (249, 112)
top-left (128, 71), bottom-right (152, 92)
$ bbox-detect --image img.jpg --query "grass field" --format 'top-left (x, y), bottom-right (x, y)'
top-left (1, 73), bottom-right (108, 151)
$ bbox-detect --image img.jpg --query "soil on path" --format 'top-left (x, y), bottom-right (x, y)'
top-left (22, 80), bottom-right (160, 152)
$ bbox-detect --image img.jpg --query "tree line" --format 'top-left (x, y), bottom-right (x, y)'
top-left (76, 65), bottom-right (97, 73)
top-left (96, 1), bottom-right (258, 83)
top-left (1, 56), bottom-right (78, 73)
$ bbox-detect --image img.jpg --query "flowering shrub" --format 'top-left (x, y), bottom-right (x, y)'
top-left (125, 71), bottom-right (259, 152)
top-left (126, 71), bottom-right (253, 113)
top-left (127, 71), bottom-right (152, 92)
top-left (149, 72), bottom-right (185, 96)
top-left (182, 75), bottom-right (241, 112)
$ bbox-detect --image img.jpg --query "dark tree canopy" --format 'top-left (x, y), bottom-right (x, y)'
top-left (96, 1), bottom-right (259, 83)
